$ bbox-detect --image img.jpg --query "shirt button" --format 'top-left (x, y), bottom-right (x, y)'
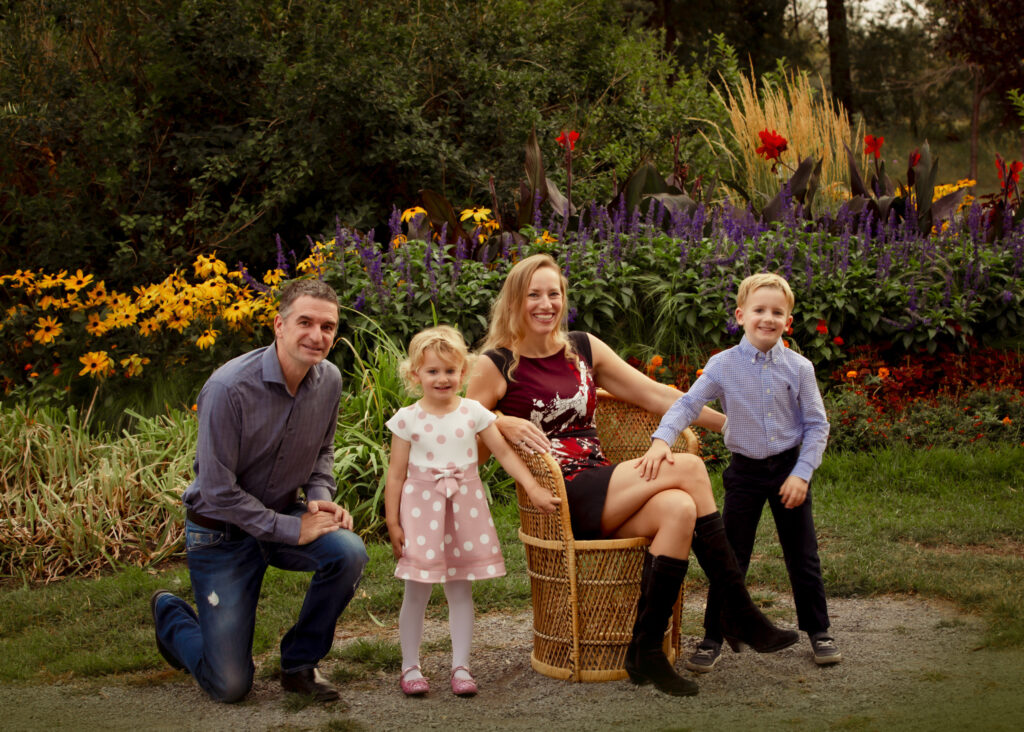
top-left (766, 389), bottom-right (771, 394)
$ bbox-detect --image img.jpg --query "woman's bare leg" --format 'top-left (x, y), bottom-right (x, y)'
top-left (609, 488), bottom-right (696, 558)
top-left (601, 453), bottom-right (716, 536)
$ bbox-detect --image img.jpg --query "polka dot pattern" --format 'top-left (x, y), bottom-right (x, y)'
top-left (385, 398), bottom-right (505, 584)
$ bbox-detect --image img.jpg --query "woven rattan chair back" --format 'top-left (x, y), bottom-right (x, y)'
top-left (511, 389), bottom-right (700, 682)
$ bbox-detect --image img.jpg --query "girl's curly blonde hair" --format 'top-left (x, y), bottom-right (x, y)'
top-left (399, 325), bottom-right (473, 393)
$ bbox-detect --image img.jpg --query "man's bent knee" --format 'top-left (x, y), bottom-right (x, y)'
top-left (205, 665), bottom-right (254, 704)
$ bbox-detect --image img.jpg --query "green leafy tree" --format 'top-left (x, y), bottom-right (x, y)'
top-left (929, 0), bottom-right (1024, 178)
top-left (0, 0), bottom-right (738, 284)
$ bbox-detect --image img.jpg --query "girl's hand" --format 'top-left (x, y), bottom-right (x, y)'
top-left (497, 414), bottom-right (550, 454)
top-left (525, 481), bottom-right (561, 514)
top-left (387, 524), bottom-right (405, 560)
top-left (635, 439), bottom-right (674, 481)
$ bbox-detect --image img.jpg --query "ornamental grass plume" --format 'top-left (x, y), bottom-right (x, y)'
top-left (714, 70), bottom-right (861, 213)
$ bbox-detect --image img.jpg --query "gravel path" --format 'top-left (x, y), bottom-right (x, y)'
top-left (2, 591), bottom-right (1022, 731)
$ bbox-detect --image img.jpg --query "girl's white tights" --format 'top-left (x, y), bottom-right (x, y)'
top-left (399, 579), bottom-right (474, 682)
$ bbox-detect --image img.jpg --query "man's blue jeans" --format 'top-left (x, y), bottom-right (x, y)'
top-left (153, 506), bottom-right (368, 703)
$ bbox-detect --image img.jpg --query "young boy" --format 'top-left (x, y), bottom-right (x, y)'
top-left (637, 272), bottom-right (839, 670)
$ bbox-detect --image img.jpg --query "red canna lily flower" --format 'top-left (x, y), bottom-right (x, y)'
top-left (556, 130), bottom-right (579, 151)
top-left (756, 129), bottom-right (788, 162)
top-left (864, 134), bottom-right (884, 159)
top-left (816, 319), bottom-right (828, 335)
top-left (995, 154), bottom-right (1023, 191)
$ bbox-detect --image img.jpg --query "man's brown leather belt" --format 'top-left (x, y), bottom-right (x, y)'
top-left (186, 509), bottom-right (247, 540)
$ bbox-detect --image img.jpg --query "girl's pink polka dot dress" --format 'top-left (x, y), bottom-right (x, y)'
top-left (386, 398), bottom-right (506, 584)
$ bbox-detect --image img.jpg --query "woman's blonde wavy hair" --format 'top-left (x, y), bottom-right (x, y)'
top-left (480, 253), bottom-right (574, 379)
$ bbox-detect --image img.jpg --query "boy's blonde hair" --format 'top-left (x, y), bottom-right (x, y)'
top-left (399, 325), bottom-right (472, 392)
top-left (736, 273), bottom-right (795, 312)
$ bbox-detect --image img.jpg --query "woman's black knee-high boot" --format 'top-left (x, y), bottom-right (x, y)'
top-left (624, 553), bottom-right (698, 696)
top-left (691, 514), bottom-right (799, 653)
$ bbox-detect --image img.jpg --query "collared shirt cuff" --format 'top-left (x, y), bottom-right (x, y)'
top-left (791, 462), bottom-right (814, 483)
top-left (651, 426), bottom-right (679, 446)
top-left (278, 513), bottom-right (303, 545)
top-left (305, 485), bottom-right (333, 504)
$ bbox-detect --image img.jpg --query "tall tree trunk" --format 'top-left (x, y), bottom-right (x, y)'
top-left (970, 68), bottom-right (999, 182)
top-left (825, 0), bottom-right (853, 112)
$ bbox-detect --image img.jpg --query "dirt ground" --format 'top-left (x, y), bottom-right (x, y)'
top-left (2, 591), bottom-right (1023, 731)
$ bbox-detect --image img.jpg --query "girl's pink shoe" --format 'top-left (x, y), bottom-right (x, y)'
top-left (400, 666), bottom-right (429, 696)
top-left (450, 666), bottom-right (478, 696)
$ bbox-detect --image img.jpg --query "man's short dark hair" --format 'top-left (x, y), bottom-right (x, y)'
top-left (277, 279), bottom-right (340, 319)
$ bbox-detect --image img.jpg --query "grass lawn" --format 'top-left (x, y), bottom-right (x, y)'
top-left (0, 445), bottom-right (1021, 682)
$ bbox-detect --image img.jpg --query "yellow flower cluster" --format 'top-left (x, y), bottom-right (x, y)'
top-left (932, 179), bottom-right (976, 213)
top-left (0, 254), bottom-right (280, 389)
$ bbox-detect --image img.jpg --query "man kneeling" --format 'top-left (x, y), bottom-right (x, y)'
top-left (151, 279), bottom-right (368, 703)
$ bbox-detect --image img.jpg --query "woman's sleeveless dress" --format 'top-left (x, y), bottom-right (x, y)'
top-left (485, 331), bottom-right (615, 539)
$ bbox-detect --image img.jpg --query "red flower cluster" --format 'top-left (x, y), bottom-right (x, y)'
top-left (816, 319), bottom-right (828, 335)
top-left (556, 130), bottom-right (579, 151)
top-left (995, 154), bottom-right (1023, 192)
top-left (755, 129), bottom-right (787, 162)
top-left (864, 134), bottom-right (884, 160)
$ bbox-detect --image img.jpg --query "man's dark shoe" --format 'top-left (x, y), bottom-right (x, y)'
top-left (150, 590), bottom-right (188, 671)
top-left (684, 640), bottom-right (722, 673)
top-left (810, 632), bottom-right (842, 665)
top-left (281, 667), bottom-right (340, 702)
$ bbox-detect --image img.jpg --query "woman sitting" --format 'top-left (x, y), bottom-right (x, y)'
top-left (466, 254), bottom-right (797, 696)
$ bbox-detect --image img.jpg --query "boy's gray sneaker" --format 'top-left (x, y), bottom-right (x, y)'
top-left (684, 640), bottom-right (722, 673)
top-left (810, 632), bottom-right (842, 665)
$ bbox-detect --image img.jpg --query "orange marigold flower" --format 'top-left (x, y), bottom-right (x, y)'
top-left (1003, 416), bottom-right (1013, 426)
top-left (695, 368), bottom-right (704, 377)
top-left (878, 367), bottom-right (890, 379)
top-left (846, 370), bottom-right (858, 379)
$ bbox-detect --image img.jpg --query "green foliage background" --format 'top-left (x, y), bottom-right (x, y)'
top-left (0, 0), bottom-right (737, 282)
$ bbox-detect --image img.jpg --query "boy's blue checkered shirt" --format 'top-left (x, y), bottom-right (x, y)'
top-left (652, 335), bottom-right (829, 482)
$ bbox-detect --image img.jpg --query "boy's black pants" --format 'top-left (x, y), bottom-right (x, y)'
top-left (703, 445), bottom-right (830, 641)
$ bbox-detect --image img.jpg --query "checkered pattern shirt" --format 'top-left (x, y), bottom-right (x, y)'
top-left (652, 336), bottom-right (829, 482)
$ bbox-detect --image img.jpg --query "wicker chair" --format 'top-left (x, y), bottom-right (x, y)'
top-left (508, 389), bottom-right (700, 682)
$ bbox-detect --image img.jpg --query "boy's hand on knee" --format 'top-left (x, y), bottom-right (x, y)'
top-left (635, 439), bottom-right (673, 481)
top-left (779, 476), bottom-right (808, 508)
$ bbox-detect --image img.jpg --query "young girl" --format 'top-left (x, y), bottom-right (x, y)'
top-left (385, 325), bottom-right (559, 697)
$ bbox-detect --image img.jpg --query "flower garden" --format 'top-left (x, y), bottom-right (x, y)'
top-left (2, 112), bottom-right (1024, 583)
